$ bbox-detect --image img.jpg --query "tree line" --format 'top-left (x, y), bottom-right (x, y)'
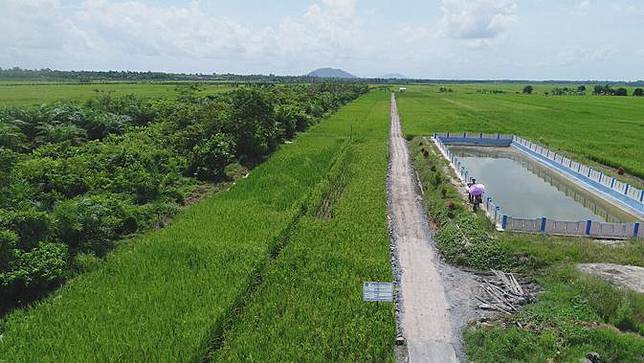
top-left (0, 83), bottom-right (368, 311)
top-left (521, 84), bottom-right (643, 96)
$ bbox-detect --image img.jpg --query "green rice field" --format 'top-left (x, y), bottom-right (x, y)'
top-left (0, 82), bottom-right (232, 106)
top-left (395, 84), bottom-right (644, 182)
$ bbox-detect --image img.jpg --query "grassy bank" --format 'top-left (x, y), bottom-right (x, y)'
top-left (0, 91), bottom-right (388, 360)
top-left (213, 92), bottom-right (394, 360)
top-left (409, 136), bottom-right (644, 362)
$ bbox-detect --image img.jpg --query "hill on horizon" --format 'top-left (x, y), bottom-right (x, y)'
top-left (307, 67), bottom-right (357, 79)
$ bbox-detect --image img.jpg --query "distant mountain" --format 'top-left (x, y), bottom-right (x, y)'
top-left (307, 67), bottom-right (357, 79)
top-left (381, 73), bottom-right (407, 79)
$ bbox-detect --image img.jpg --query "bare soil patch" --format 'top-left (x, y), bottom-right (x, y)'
top-left (577, 263), bottom-right (644, 293)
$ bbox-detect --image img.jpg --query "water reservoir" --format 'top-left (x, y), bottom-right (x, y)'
top-left (450, 146), bottom-right (638, 223)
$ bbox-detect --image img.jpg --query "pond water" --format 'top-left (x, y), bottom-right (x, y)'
top-left (449, 146), bottom-right (638, 223)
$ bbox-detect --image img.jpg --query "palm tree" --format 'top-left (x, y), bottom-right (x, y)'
top-left (34, 123), bottom-right (86, 146)
top-left (0, 121), bottom-right (27, 151)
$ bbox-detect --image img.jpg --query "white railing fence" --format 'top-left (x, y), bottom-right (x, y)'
top-left (512, 136), bottom-right (643, 204)
top-left (504, 217), bottom-right (641, 240)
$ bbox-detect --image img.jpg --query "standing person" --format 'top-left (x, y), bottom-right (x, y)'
top-left (469, 182), bottom-right (485, 212)
top-left (473, 193), bottom-right (483, 211)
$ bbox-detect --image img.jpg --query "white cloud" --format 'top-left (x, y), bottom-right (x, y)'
top-left (0, 0), bottom-right (86, 50)
top-left (0, 0), bottom-right (365, 74)
top-left (557, 47), bottom-right (614, 67)
top-left (440, 0), bottom-right (517, 39)
top-left (576, 1), bottom-right (591, 10)
top-left (0, 0), bottom-right (642, 79)
top-left (74, 0), bottom-right (258, 59)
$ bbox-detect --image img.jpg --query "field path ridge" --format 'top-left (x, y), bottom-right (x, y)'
top-left (389, 93), bottom-right (458, 362)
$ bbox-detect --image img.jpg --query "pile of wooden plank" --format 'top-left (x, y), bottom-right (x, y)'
top-left (475, 270), bottom-right (535, 314)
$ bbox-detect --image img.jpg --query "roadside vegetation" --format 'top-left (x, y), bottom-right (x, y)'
top-left (406, 97), bottom-right (643, 362)
top-left (0, 88), bottom-right (396, 361)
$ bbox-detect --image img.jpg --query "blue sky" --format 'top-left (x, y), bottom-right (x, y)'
top-left (1, 0), bottom-right (643, 80)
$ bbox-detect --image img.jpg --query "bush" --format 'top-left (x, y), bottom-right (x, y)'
top-left (436, 213), bottom-right (511, 269)
top-left (6, 209), bottom-right (51, 251)
top-left (225, 88), bottom-right (279, 162)
top-left (0, 242), bottom-right (69, 302)
top-left (0, 230), bottom-right (18, 268)
top-left (16, 157), bottom-right (89, 199)
top-left (275, 104), bottom-right (299, 139)
top-left (0, 148), bottom-right (20, 186)
top-left (53, 194), bottom-right (139, 255)
top-left (189, 133), bottom-right (236, 181)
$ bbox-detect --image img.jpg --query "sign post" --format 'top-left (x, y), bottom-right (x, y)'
top-left (363, 282), bottom-right (394, 305)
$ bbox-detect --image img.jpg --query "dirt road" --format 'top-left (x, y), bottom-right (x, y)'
top-left (388, 93), bottom-right (458, 362)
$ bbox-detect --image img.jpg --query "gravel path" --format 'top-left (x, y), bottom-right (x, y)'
top-left (388, 93), bottom-right (458, 362)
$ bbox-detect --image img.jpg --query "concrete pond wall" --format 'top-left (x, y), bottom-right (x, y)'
top-left (432, 133), bottom-right (643, 240)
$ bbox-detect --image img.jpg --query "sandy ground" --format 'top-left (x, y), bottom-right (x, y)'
top-left (577, 263), bottom-right (644, 293)
top-left (388, 93), bottom-right (460, 362)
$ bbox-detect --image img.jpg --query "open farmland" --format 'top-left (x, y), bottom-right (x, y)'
top-left (396, 84), bottom-right (644, 182)
top-left (400, 87), bottom-right (644, 362)
top-left (0, 90), bottom-right (395, 360)
top-left (0, 82), bottom-right (233, 106)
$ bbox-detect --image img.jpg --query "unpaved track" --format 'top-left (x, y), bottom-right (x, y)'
top-left (389, 93), bottom-right (458, 362)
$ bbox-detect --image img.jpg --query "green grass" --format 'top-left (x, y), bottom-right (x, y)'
top-left (0, 82), bottom-right (233, 105)
top-left (213, 91), bottom-right (394, 361)
top-left (0, 91), bottom-right (390, 361)
top-left (396, 84), bottom-right (644, 182)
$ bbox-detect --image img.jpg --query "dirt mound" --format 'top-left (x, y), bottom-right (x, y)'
top-left (577, 263), bottom-right (644, 293)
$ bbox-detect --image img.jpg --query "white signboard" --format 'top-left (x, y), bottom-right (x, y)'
top-left (363, 282), bottom-right (393, 302)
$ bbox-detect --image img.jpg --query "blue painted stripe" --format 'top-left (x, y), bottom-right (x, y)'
top-left (634, 222), bottom-right (640, 238)
top-left (438, 136), bottom-right (512, 146)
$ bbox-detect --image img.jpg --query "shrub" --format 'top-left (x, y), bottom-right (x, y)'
top-left (7, 209), bottom-right (51, 251)
top-left (53, 194), bottom-right (139, 255)
top-left (436, 214), bottom-right (511, 269)
top-left (0, 230), bottom-right (18, 268)
top-left (0, 242), bottom-right (69, 301)
top-left (275, 104), bottom-right (299, 139)
top-left (189, 133), bottom-right (236, 181)
top-left (0, 147), bottom-right (20, 185)
top-left (16, 157), bottom-right (89, 198)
